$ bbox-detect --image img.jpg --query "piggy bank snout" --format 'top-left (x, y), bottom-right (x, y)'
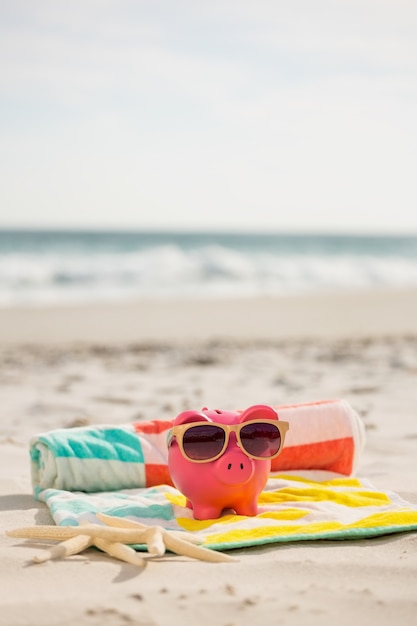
top-left (214, 450), bottom-right (255, 485)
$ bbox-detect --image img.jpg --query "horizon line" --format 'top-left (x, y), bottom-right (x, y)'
top-left (0, 224), bottom-right (417, 238)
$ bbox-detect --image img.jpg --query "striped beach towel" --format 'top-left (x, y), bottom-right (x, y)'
top-left (30, 399), bottom-right (365, 498)
top-left (37, 473), bottom-right (417, 550)
top-left (29, 399), bottom-right (417, 548)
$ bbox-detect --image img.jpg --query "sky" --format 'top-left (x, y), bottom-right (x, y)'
top-left (1, 0), bottom-right (417, 234)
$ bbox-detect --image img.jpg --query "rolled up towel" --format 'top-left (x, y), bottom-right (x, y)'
top-left (30, 399), bottom-right (365, 498)
top-left (270, 399), bottom-right (365, 475)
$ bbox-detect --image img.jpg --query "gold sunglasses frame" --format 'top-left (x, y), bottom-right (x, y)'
top-left (168, 419), bottom-right (290, 463)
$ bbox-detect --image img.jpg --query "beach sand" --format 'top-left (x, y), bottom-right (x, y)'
top-left (1, 288), bottom-right (417, 625)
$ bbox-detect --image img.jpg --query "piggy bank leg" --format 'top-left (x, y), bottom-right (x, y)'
top-left (191, 502), bottom-right (224, 520)
top-left (233, 501), bottom-right (258, 517)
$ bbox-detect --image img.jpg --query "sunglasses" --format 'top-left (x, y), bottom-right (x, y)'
top-left (168, 419), bottom-right (289, 463)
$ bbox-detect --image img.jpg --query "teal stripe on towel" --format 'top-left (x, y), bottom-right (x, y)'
top-left (37, 428), bottom-right (145, 463)
top-left (39, 488), bottom-right (175, 525)
top-left (105, 503), bottom-right (174, 521)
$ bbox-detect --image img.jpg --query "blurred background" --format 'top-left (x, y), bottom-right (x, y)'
top-left (1, 0), bottom-right (416, 306)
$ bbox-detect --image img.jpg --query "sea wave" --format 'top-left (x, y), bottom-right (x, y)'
top-left (1, 242), bottom-right (417, 306)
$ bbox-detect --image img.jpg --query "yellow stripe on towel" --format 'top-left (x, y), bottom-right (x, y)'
top-left (260, 487), bottom-right (391, 507)
top-left (203, 521), bottom-right (345, 545)
top-left (346, 510), bottom-right (417, 530)
top-left (257, 509), bottom-right (309, 521)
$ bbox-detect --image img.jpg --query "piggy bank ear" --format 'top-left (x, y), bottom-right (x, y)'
top-left (239, 404), bottom-right (278, 423)
top-left (173, 410), bottom-right (211, 426)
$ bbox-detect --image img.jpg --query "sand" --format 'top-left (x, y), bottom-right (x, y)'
top-left (1, 288), bottom-right (417, 626)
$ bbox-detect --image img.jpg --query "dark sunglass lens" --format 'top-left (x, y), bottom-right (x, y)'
top-left (240, 423), bottom-right (282, 458)
top-left (182, 425), bottom-right (226, 461)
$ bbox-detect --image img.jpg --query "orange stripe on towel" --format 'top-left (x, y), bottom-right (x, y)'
top-left (271, 437), bottom-right (355, 475)
top-left (133, 419), bottom-right (173, 435)
top-left (145, 463), bottom-right (174, 487)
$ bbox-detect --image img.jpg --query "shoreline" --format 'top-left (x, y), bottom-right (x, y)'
top-left (0, 286), bottom-right (417, 345)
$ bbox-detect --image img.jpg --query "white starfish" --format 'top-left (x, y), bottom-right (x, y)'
top-left (6, 513), bottom-right (236, 566)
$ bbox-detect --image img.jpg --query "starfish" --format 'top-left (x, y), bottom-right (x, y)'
top-left (6, 513), bottom-right (236, 566)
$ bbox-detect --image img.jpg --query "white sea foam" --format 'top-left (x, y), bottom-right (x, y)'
top-left (1, 237), bottom-right (417, 306)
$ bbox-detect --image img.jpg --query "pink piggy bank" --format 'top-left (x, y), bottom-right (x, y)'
top-left (167, 404), bottom-right (289, 520)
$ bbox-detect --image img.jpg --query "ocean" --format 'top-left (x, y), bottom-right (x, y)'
top-left (1, 229), bottom-right (417, 307)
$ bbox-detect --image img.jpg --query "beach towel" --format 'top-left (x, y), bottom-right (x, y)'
top-left (30, 399), bottom-right (365, 498)
top-left (29, 398), bottom-right (417, 550)
top-left (37, 473), bottom-right (417, 550)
